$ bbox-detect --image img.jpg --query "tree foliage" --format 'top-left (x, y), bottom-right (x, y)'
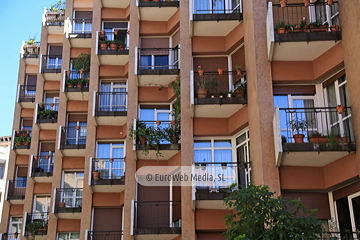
top-left (223, 184), bottom-right (323, 240)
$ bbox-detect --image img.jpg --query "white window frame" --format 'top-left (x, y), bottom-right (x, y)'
top-left (65, 120), bottom-right (87, 145)
top-left (95, 142), bottom-right (125, 179)
top-left (33, 195), bottom-right (51, 214)
top-left (99, 81), bottom-right (128, 111)
top-left (101, 21), bottom-right (129, 47)
top-left (61, 172), bottom-right (84, 207)
top-left (57, 232), bottom-right (80, 240)
top-left (138, 104), bottom-right (172, 122)
top-left (38, 144), bottom-right (55, 173)
top-left (72, 11), bottom-right (92, 33)
top-left (9, 216), bottom-right (22, 234)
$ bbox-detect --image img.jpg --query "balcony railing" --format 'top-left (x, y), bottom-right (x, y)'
top-left (14, 130), bottom-right (31, 149)
top-left (278, 107), bottom-right (355, 149)
top-left (41, 55), bottom-right (62, 73)
top-left (31, 155), bottom-right (54, 177)
top-left (91, 158), bottom-right (125, 185)
top-left (193, 0), bottom-right (242, 15)
top-left (134, 120), bottom-right (180, 144)
top-left (23, 42), bottom-right (40, 56)
top-left (98, 31), bottom-right (129, 53)
top-left (95, 92), bottom-right (127, 116)
top-left (18, 85), bottom-right (36, 102)
top-left (87, 231), bottom-right (123, 240)
top-left (68, 19), bottom-right (92, 38)
top-left (7, 180), bottom-right (26, 200)
top-left (45, 11), bottom-right (65, 26)
top-left (64, 71), bottom-right (90, 92)
top-left (272, 1), bottom-right (340, 34)
top-left (134, 201), bottom-right (181, 232)
top-left (37, 103), bottom-right (58, 123)
top-left (1, 234), bottom-right (20, 240)
top-left (60, 126), bottom-right (87, 149)
top-left (25, 212), bottom-right (49, 236)
top-left (138, 0), bottom-right (179, 7)
top-left (138, 47), bottom-right (179, 71)
top-left (54, 188), bottom-right (83, 213)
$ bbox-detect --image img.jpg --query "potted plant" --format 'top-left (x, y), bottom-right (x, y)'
top-left (118, 41), bottom-right (126, 50)
top-left (156, 120), bottom-right (161, 125)
top-left (197, 78), bottom-right (207, 98)
top-left (100, 30), bottom-right (106, 40)
top-left (197, 65), bottom-right (204, 76)
top-left (99, 40), bottom-right (111, 50)
top-left (303, 0), bottom-right (310, 7)
top-left (336, 105), bottom-right (345, 114)
top-left (235, 65), bottom-right (244, 76)
top-left (280, 0), bottom-right (287, 8)
top-left (163, 124), bottom-right (181, 144)
top-left (109, 158), bottom-right (114, 163)
top-left (14, 136), bottom-right (24, 146)
top-left (287, 119), bottom-right (312, 143)
top-left (299, 18), bottom-right (308, 32)
top-left (327, 0), bottom-right (333, 6)
top-left (66, 79), bottom-right (76, 88)
top-left (275, 21), bottom-right (286, 34)
top-left (331, 24), bottom-right (340, 32)
top-left (93, 170), bottom-right (100, 180)
top-left (308, 131), bottom-right (328, 143)
top-left (58, 201), bottom-right (65, 208)
top-left (110, 39), bottom-right (123, 50)
top-left (234, 81), bottom-right (246, 98)
top-left (71, 53), bottom-right (91, 74)
top-left (23, 137), bottom-right (31, 145)
top-left (217, 69), bottom-right (223, 75)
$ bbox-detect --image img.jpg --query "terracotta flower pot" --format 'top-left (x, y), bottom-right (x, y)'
top-left (294, 25), bottom-right (302, 33)
top-left (280, 0), bottom-right (286, 8)
top-left (109, 158), bottom-right (114, 163)
top-left (235, 89), bottom-right (245, 98)
top-left (67, 83), bottom-right (74, 88)
top-left (139, 136), bottom-right (147, 145)
top-left (110, 43), bottom-right (118, 50)
top-left (120, 45), bottom-right (125, 50)
top-left (93, 171), bottom-right (100, 180)
top-left (34, 156), bottom-right (39, 160)
top-left (76, 83), bottom-right (82, 88)
top-left (100, 43), bottom-right (108, 50)
top-left (156, 121), bottom-right (161, 125)
top-left (114, 30), bottom-right (119, 35)
top-left (39, 103), bottom-right (44, 107)
top-left (58, 202), bottom-right (65, 208)
top-left (79, 70), bottom-right (84, 74)
top-left (198, 70), bottom-right (204, 76)
top-left (277, 27), bottom-right (286, 34)
top-left (171, 120), bottom-right (176, 125)
top-left (308, 136), bottom-right (328, 143)
top-left (50, 103), bottom-right (55, 107)
top-left (327, 0), bottom-right (333, 6)
top-left (303, 0), bottom-right (310, 7)
top-left (217, 69), bottom-right (223, 75)
top-left (337, 105), bottom-right (345, 114)
top-left (171, 136), bottom-right (179, 144)
top-left (331, 25), bottom-right (339, 32)
top-left (67, 70), bottom-right (72, 75)
top-left (46, 155), bottom-right (50, 159)
top-left (76, 126), bottom-right (81, 130)
top-left (197, 88), bottom-right (207, 98)
top-left (23, 141), bottom-right (29, 145)
top-left (293, 134), bottom-right (305, 143)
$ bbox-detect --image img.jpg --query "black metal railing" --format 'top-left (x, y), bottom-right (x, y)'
top-left (194, 70), bottom-right (246, 97)
top-left (138, 47), bottom-right (179, 70)
top-left (7, 180), bottom-right (27, 200)
top-left (279, 107), bottom-right (354, 144)
top-left (134, 201), bottom-right (181, 228)
top-left (193, 162), bottom-right (250, 190)
top-left (25, 212), bottom-right (49, 236)
top-left (135, 120), bottom-right (180, 144)
top-left (14, 130), bottom-right (32, 149)
top-left (92, 158), bottom-right (125, 181)
top-left (1, 234), bottom-right (20, 240)
top-left (87, 231), bottom-right (123, 240)
top-left (41, 55), bottom-right (62, 73)
top-left (45, 11), bottom-right (65, 26)
top-left (18, 85), bottom-right (36, 101)
top-left (95, 92), bottom-right (128, 114)
top-left (70, 19), bottom-right (93, 34)
top-left (37, 103), bottom-right (58, 123)
top-left (193, 0), bottom-right (242, 14)
top-left (31, 155), bottom-right (54, 177)
top-left (272, 1), bottom-right (340, 33)
top-left (54, 188), bottom-right (83, 213)
top-left (64, 71), bottom-right (90, 92)
top-left (98, 31), bottom-right (129, 51)
top-left (23, 42), bottom-right (40, 56)
top-left (60, 126), bottom-right (87, 149)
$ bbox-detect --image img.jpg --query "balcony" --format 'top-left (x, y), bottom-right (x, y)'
top-left (12, 130), bottom-right (31, 155)
top-left (101, 0), bottom-right (129, 8)
top-left (137, 0), bottom-right (179, 21)
top-left (40, 55), bottom-right (62, 81)
top-left (17, 85), bottom-right (36, 108)
top-left (30, 155), bottom-right (53, 183)
top-left (192, 162), bottom-right (248, 209)
top-left (42, 8), bottom-right (65, 34)
top-left (54, 188), bottom-right (83, 219)
top-left (135, 47), bottom-right (180, 87)
top-left (190, 70), bottom-right (247, 118)
top-left (1, 234), bottom-right (20, 240)
top-left (7, 180), bottom-right (26, 204)
top-left (21, 41), bottom-right (40, 65)
top-left (132, 201), bottom-right (181, 239)
top-left (273, 107), bottom-right (356, 167)
top-left (59, 126), bottom-right (87, 156)
top-left (62, 71), bottom-right (89, 101)
top-left (89, 158), bottom-right (125, 193)
top-left (87, 231), bottom-right (123, 240)
top-left (25, 212), bottom-right (49, 239)
top-left (65, 18), bottom-right (92, 48)
top-left (131, 120), bottom-right (180, 160)
top-left (97, 31), bottom-right (129, 66)
top-left (93, 92), bottom-right (127, 126)
top-left (191, 0), bottom-right (242, 36)
top-left (36, 103), bottom-right (58, 130)
top-left (267, 1), bottom-right (341, 61)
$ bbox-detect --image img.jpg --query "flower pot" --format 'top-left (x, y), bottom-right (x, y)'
top-left (79, 70), bottom-right (84, 74)
top-left (197, 88), bottom-right (207, 98)
top-left (293, 134), bottom-right (305, 143)
top-left (235, 89), bottom-right (245, 98)
top-left (277, 27), bottom-right (286, 34)
top-left (327, 0), bottom-right (333, 6)
top-left (39, 103), bottom-right (44, 107)
top-left (294, 26), bottom-right (302, 33)
top-left (280, 0), bottom-right (286, 8)
top-left (100, 43), bottom-right (108, 50)
top-left (109, 158), bottom-right (114, 163)
top-left (337, 105), bottom-right (345, 114)
top-left (46, 155), bottom-right (50, 159)
top-left (58, 202), bottom-right (65, 208)
top-left (303, 0), bottom-right (310, 7)
top-left (320, 24), bottom-right (329, 32)
top-left (67, 83), bottom-right (74, 88)
top-left (50, 103), bottom-right (55, 107)
top-left (23, 141), bottom-right (29, 145)
top-left (34, 156), bottom-right (39, 160)
top-left (110, 43), bottom-right (118, 50)
top-left (67, 70), bottom-right (72, 75)
top-left (76, 83), bottom-right (82, 88)
top-left (124, 158), bottom-right (126, 162)
top-left (217, 69), bottom-right (223, 75)
top-left (331, 25), bottom-right (339, 32)
top-left (171, 135), bottom-right (179, 144)
top-left (93, 171), bottom-right (100, 180)
top-left (100, 30), bottom-right (105, 40)
top-left (76, 126), bottom-right (81, 130)
top-left (114, 30), bottom-right (119, 35)
top-left (236, 69), bottom-right (243, 76)
top-left (198, 70), bottom-right (204, 76)
top-left (120, 45), bottom-right (125, 50)
top-left (308, 136), bottom-right (328, 143)
top-left (156, 121), bottom-right (161, 125)
top-left (171, 120), bottom-right (176, 125)
top-left (139, 136), bottom-right (147, 145)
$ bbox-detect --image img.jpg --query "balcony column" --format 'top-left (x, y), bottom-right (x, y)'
top-left (180, 0), bottom-right (195, 239)
top-left (123, 0), bottom-right (140, 239)
top-left (243, 0), bottom-right (280, 193)
top-left (339, 0), bottom-right (360, 175)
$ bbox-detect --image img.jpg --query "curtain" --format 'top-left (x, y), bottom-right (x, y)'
top-left (154, 55), bottom-right (169, 69)
top-left (194, 0), bottom-right (210, 14)
top-left (113, 87), bottom-right (126, 111)
top-left (74, 22), bottom-right (83, 33)
top-left (84, 22), bottom-right (92, 33)
top-left (100, 83), bottom-right (111, 111)
top-left (140, 56), bottom-right (151, 69)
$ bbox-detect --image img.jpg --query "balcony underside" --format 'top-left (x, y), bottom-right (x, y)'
top-left (55, 209), bottom-right (82, 219)
top-left (91, 179), bottom-right (125, 192)
top-left (192, 16), bottom-right (241, 36)
top-left (32, 172), bottom-right (53, 183)
top-left (280, 143), bottom-right (356, 167)
top-left (23, 56), bottom-right (39, 65)
top-left (45, 24), bottom-right (64, 34)
top-left (137, 69), bottom-right (180, 87)
top-left (18, 99), bottom-right (35, 108)
top-left (133, 228), bottom-right (181, 239)
top-left (64, 88), bottom-right (89, 101)
top-left (101, 0), bottom-right (129, 8)
top-left (41, 70), bottom-right (62, 81)
top-left (68, 35), bottom-right (92, 48)
top-left (192, 100), bottom-right (245, 118)
top-left (138, 2), bottom-right (179, 21)
top-left (14, 145), bottom-right (31, 155)
top-left (37, 119), bottom-right (58, 130)
top-left (98, 50), bottom-right (129, 65)
top-left (271, 37), bottom-right (341, 61)
top-left (136, 144), bottom-right (180, 160)
top-left (60, 146), bottom-right (86, 157)
top-left (7, 196), bottom-right (25, 204)
top-left (95, 112), bottom-right (127, 126)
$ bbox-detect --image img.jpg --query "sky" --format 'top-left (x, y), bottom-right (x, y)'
top-left (0, 0), bottom-right (55, 137)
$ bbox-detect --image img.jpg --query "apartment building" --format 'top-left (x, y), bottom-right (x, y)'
top-left (0, 136), bottom-right (11, 227)
top-left (1, 0), bottom-right (360, 239)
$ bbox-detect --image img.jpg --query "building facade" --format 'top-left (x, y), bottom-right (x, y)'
top-left (1, 0), bottom-right (360, 239)
top-left (0, 136), bottom-right (11, 228)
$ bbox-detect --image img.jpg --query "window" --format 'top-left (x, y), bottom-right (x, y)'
top-left (9, 217), bottom-right (22, 234)
top-left (44, 93), bottom-right (59, 111)
top-left (61, 172), bottom-right (84, 208)
top-left (21, 119), bottom-right (33, 133)
top-left (47, 46), bottom-right (63, 69)
top-left (66, 121), bottom-right (87, 145)
top-left (15, 166), bottom-right (27, 188)
top-left (25, 75), bottom-right (37, 96)
top-left (33, 196), bottom-right (51, 213)
top-left (58, 232), bottom-right (80, 240)
top-left (73, 11), bottom-right (92, 33)
top-left (139, 105), bottom-right (171, 122)
top-left (0, 162), bottom-right (4, 179)
top-left (139, 47), bottom-right (179, 70)
top-left (313, 0), bottom-right (339, 26)
top-left (99, 82), bottom-right (127, 111)
top-left (96, 143), bottom-right (125, 179)
top-left (102, 22), bottom-right (129, 47)
top-left (193, 0), bottom-right (241, 14)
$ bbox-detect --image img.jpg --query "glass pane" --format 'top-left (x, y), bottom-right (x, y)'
top-left (214, 140), bottom-right (231, 148)
top-left (194, 0), bottom-right (210, 14)
top-left (194, 140), bottom-right (211, 148)
top-left (214, 149), bottom-right (232, 162)
top-left (140, 109), bottom-right (154, 121)
top-left (112, 147), bottom-right (124, 158)
top-left (140, 56), bottom-right (151, 69)
top-left (194, 150), bottom-right (211, 163)
top-left (154, 55), bottom-right (169, 69)
top-left (97, 144), bottom-right (110, 158)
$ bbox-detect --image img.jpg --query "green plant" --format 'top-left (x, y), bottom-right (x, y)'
top-left (24, 137), bottom-right (31, 144)
top-left (223, 184), bottom-right (323, 240)
top-left (207, 77), bottom-right (219, 93)
top-left (76, 78), bottom-right (89, 85)
top-left (99, 40), bottom-right (111, 45)
top-left (169, 75), bottom-right (181, 123)
top-left (235, 81), bottom-right (246, 90)
top-left (65, 79), bottom-right (77, 86)
top-left (163, 124), bottom-right (181, 142)
top-left (274, 21), bottom-right (286, 30)
top-left (328, 130), bottom-right (340, 150)
top-left (14, 136), bottom-right (25, 146)
top-left (27, 35), bottom-right (37, 45)
top-left (71, 53), bottom-right (91, 72)
top-left (38, 109), bottom-right (58, 119)
top-left (112, 39), bottom-right (125, 46)
top-left (235, 65), bottom-right (242, 70)
top-left (281, 135), bottom-right (287, 143)
top-left (26, 219), bottom-right (48, 240)
top-left (287, 119), bottom-right (312, 134)
top-left (300, 18), bottom-right (307, 29)
top-left (197, 77), bottom-right (207, 89)
top-left (49, 0), bottom-right (66, 12)
top-left (310, 20), bottom-right (323, 28)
